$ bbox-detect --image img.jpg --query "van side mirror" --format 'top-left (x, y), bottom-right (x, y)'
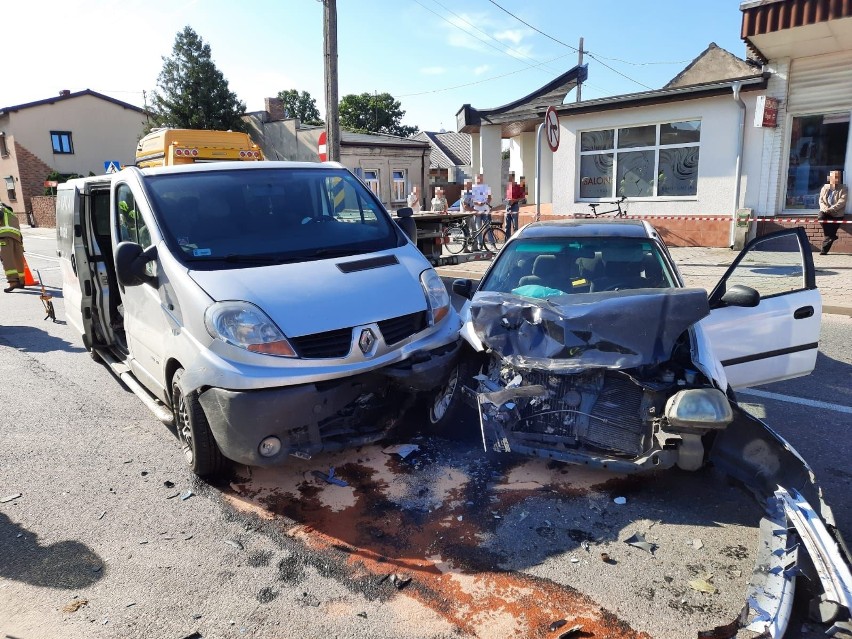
top-left (115, 241), bottom-right (158, 287)
top-left (395, 207), bottom-right (417, 242)
top-left (452, 278), bottom-right (473, 299)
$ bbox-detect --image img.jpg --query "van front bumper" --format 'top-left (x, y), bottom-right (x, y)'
top-left (198, 339), bottom-right (460, 466)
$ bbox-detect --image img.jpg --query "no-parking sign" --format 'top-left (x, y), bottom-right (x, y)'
top-left (545, 106), bottom-right (560, 152)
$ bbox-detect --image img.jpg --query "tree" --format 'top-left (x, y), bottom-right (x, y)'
top-left (277, 89), bottom-right (323, 125)
top-left (338, 93), bottom-right (418, 137)
top-left (148, 26), bottom-right (246, 132)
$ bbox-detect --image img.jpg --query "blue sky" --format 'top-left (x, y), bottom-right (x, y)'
top-left (8, 1), bottom-right (746, 133)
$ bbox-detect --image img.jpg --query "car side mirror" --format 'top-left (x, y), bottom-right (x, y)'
top-left (720, 284), bottom-right (760, 307)
top-left (115, 241), bottom-right (158, 287)
top-left (452, 278), bottom-right (473, 299)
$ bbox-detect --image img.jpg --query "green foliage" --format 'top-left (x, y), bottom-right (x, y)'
top-left (277, 89), bottom-right (323, 126)
top-left (147, 26), bottom-right (247, 133)
top-left (43, 170), bottom-right (81, 195)
top-left (338, 93), bottom-right (418, 138)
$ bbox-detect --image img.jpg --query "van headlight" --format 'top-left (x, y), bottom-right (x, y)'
top-left (420, 269), bottom-right (450, 325)
top-left (665, 388), bottom-right (733, 431)
top-left (204, 301), bottom-right (296, 357)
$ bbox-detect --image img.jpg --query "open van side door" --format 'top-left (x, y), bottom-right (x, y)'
top-left (56, 178), bottom-right (115, 350)
top-left (700, 227), bottom-right (821, 390)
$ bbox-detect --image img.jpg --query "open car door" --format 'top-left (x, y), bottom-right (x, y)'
top-left (700, 227), bottom-right (821, 390)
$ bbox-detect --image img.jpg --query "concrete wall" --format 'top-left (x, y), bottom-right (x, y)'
top-left (550, 92), bottom-right (763, 246)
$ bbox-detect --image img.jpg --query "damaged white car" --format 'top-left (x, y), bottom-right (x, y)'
top-left (445, 219), bottom-right (852, 637)
top-left (445, 220), bottom-right (820, 473)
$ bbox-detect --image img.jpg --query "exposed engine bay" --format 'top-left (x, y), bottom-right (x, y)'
top-left (468, 288), bottom-right (732, 472)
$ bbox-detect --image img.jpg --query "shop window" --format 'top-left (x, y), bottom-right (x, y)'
top-left (50, 131), bottom-right (74, 154)
top-left (392, 170), bottom-right (406, 202)
top-left (579, 120), bottom-right (701, 199)
top-left (786, 113), bottom-right (849, 210)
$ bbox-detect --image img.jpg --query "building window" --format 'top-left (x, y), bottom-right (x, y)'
top-left (785, 112), bottom-right (849, 210)
top-left (50, 131), bottom-right (74, 154)
top-left (0, 134), bottom-right (8, 158)
top-left (363, 169), bottom-right (380, 197)
top-left (579, 120), bottom-right (701, 199)
top-left (392, 170), bottom-right (406, 202)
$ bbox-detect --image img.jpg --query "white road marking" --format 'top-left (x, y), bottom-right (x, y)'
top-left (24, 251), bottom-right (60, 263)
top-left (739, 388), bottom-right (852, 415)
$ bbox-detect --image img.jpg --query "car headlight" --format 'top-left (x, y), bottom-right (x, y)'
top-left (665, 388), bottom-right (733, 431)
top-left (204, 301), bottom-right (296, 357)
top-left (420, 268), bottom-right (450, 325)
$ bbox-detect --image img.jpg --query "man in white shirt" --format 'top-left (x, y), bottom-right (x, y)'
top-left (407, 185), bottom-right (421, 213)
top-left (470, 174), bottom-right (492, 250)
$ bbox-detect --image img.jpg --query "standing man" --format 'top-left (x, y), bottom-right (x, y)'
top-left (818, 170), bottom-right (847, 255)
top-left (470, 173), bottom-right (492, 250)
top-left (407, 185), bottom-right (422, 213)
top-left (0, 203), bottom-right (26, 293)
top-left (504, 172), bottom-right (523, 237)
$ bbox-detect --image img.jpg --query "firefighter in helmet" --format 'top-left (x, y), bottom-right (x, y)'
top-left (0, 202), bottom-right (26, 292)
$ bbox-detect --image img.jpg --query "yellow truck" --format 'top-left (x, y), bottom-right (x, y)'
top-left (135, 128), bottom-right (264, 167)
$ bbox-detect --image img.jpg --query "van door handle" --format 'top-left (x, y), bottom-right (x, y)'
top-left (794, 306), bottom-right (814, 319)
top-left (71, 254), bottom-right (77, 276)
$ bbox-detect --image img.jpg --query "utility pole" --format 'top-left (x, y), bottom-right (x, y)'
top-left (576, 37), bottom-right (584, 103)
top-left (323, 0), bottom-right (340, 161)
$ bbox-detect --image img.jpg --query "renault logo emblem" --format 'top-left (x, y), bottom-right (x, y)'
top-left (358, 328), bottom-right (376, 354)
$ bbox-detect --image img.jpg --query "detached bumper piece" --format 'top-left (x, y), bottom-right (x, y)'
top-left (743, 489), bottom-right (852, 638)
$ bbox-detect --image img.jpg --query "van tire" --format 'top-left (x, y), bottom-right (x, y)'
top-left (426, 356), bottom-right (475, 433)
top-left (172, 368), bottom-right (224, 478)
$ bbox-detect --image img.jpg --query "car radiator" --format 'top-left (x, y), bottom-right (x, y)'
top-left (513, 371), bottom-right (648, 457)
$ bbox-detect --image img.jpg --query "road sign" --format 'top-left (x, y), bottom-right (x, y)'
top-left (545, 106), bottom-right (560, 152)
top-left (318, 131), bottom-right (327, 162)
top-left (104, 161), bottom-right (121, 174)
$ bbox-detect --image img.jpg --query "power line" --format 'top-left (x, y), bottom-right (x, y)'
top-left (395, 50), bottom-right (575, 98)
top-left (484, 0), bottom-right (656, 91)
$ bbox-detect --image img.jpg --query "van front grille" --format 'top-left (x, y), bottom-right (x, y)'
top-left (290, 310), bottom-right (427, 359)
top-left (378, 311), bottom-right (427, 345)
top-left (291, 328), bottom-right (353, 359)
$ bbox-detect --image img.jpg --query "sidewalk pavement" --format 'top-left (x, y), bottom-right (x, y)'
top-left (19, 225), bottom-right (850, 316)
top-left (437, 245), bottom-right (852, 317)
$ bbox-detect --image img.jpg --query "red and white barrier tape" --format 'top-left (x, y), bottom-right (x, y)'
top-left (613, 215), bottom-right (852, 223)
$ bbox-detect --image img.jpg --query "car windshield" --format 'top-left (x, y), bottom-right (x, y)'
top-left (143, 167), bottom-right (401, 266)
top-left (479, 236), bottom-right (677, 298)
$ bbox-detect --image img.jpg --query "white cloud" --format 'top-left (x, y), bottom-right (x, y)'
top-left (473, 65), bottom-right (490, 76)
top-left (420, 66), bottom-right (447, 76)
top-left (493, 29), bottom-right (525, 46)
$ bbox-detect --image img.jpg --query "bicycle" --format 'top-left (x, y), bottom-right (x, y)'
top-left (445, 214), bottom-right (507, 254)
top-left (587, 195), bottom-right (627, 218)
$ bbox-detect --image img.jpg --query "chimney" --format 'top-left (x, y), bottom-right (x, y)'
top-left (264, 97), bottom-right (287, 122)
top-left (59, 90), bottom-right (71, 97)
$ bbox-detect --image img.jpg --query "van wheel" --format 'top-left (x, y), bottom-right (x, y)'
top-left (172, 368), bottom-right (224, 477)
top-left (427, 357), bottom-right (475, 433)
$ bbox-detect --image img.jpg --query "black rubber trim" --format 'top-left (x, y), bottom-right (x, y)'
top-left (336, 255), bottom-right (399, 273)
top-left (721, 342), bottom-right (818, 367)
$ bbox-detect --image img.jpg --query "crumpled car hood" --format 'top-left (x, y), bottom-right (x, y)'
top-left (470, 288), bottom-right (710, 371)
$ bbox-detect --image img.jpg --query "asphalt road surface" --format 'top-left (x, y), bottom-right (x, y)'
top-left (1, 239), bottom-right (850, 639)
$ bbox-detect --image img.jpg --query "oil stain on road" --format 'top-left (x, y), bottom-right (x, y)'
top-left (222, 437), bottom-right (759, 638)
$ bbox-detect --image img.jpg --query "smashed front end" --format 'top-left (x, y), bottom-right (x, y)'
top-left (469, 289), bottom-right (731, 473)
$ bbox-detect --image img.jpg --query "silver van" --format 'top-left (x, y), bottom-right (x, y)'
top-left (57, 162), bottom-right (461, 476)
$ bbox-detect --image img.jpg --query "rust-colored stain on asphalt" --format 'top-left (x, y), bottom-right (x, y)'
top-left (225, 443), bottom-right (648, 639)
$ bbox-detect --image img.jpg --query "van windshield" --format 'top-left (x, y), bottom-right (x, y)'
top-left (143, 167), bottom-right (402, 265)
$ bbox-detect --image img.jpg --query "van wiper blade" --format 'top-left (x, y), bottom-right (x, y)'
top-left (308, 248), bottom-right (358, 258)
